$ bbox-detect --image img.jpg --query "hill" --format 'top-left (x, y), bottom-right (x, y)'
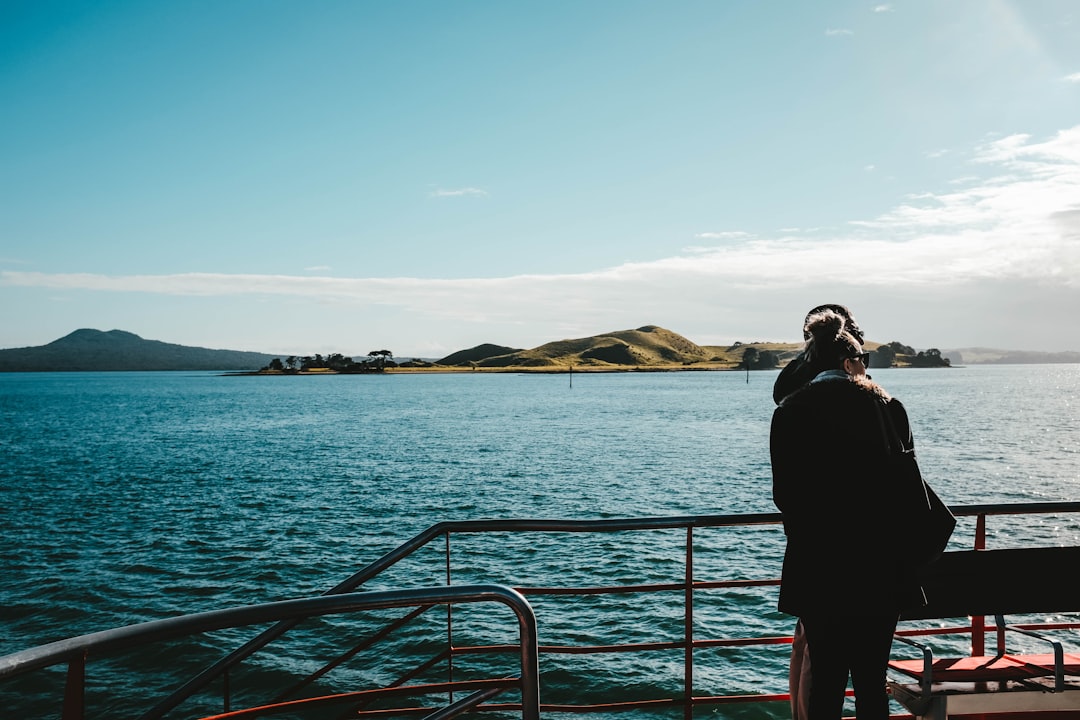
top-left (942, 347), bottom-right (1080, 365)
top-left (429, 329), bottom-right (977, 372)
top-left (437, 325), bottom-right (756, 369)
top-left (436, 343), bottom-right (523, 366)
top-left (0, 329), bottom-right (279, 372)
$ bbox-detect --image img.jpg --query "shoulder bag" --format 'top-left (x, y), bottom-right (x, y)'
top-left (876, 399), bottom-right (956, 569)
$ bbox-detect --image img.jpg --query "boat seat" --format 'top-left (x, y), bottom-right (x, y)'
top-left (890, 653), bottom-right (1080, 682)
top-left (887, 546), bottom-right (1080, 720)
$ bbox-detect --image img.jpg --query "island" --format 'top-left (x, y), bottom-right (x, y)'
top-left (0, 326), bottom-right (959, 373)
top-left (250, 326), bottom-right (952, 375)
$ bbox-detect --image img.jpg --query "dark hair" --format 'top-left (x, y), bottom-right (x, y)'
top-left (802, 304), bottom-right (863, 344)
top-left (804, 309), bottom-right (862, 369)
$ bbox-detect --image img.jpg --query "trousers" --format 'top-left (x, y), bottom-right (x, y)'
top-left (799, 611), bottom-right (899, 720)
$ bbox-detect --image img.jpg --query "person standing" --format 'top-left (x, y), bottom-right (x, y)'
top-left (770, 309), bottom-right (924, 720)
top-left (774, 303), bottom-right (863, 720)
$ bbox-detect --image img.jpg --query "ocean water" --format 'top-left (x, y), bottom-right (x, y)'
top-left (1, 365), bottom-right (1078, 718)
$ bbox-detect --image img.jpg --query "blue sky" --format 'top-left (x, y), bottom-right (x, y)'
top-left (2, 0), bottom-right (1079, 357)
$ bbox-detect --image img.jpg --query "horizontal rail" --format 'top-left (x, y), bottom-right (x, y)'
top-left (456, 634), bottom-right (797, 658)
top-left (516, 578), bottom-right (779, 596)
top-left (199, 678), bottom-right (519, 720)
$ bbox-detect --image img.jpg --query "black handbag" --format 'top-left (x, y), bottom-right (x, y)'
top-left (876, 400), bottom-right (956, 568)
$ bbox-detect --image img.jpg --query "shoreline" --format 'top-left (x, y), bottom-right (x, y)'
top-left (228, 358), bottom-right (959, 376)
top-left (228, 362), bottom-right (748, 376)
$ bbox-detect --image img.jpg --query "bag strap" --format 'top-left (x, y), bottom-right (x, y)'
top-left (874, 398), bottom-right (903, 454)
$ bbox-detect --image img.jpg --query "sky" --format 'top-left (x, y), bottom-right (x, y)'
top-left (2, 0), bottom-right (1079, 358)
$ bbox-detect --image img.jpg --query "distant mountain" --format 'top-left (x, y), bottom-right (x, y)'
top-left (0, 329), bottom-right (279, 372)
top-left (943, 347), bottom-right (1080, 365)
top-left (437, 325), bottom-right (734, 368)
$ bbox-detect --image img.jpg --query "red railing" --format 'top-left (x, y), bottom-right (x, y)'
top-left (2, 503), bottom-right (1079, 719)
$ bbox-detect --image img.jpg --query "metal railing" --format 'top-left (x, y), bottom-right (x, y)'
top-left (3, 502), bottom-right (1080, 720)
top-left (0, 585), bottom-right (539, 720)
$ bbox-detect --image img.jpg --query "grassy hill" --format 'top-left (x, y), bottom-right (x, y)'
top-left (0, 329), bottom-right (279, 372)
top-left (435, 343), bottom-right (523, 366)
top-left (436, 325), bottom-right (802, 370)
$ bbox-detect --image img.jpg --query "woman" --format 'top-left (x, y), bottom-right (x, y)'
top-left (770, 309), bottom-right (924, 720)
top-left (772, 303), bottom-right (864, 405)
top-left (772, 303), bottom-right (864, 720)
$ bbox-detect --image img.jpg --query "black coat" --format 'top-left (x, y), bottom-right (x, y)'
top-left (770, 372), bottom-right (925, 617)
top-left (772, 351), bottom-right (820, 405)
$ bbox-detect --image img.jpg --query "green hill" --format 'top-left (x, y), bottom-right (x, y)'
top-left (435, 343), bottom-right (523, 366)
top-left (439, 325), bottom-right (745, 369)
top-left (0, 329), bottom-right (279, 372)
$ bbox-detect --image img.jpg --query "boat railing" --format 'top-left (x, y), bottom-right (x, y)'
top-left (3, 502), bottom-right (1080, 719)
top-left (0, 584), bottom-right (540, 720)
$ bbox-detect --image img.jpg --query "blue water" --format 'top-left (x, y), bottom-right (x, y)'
top-left (1, 366), bottom-right (1078, 717)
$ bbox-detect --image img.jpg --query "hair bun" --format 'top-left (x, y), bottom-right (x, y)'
top-left (804, 309), bottom-right (847, 343)
top-left (802, 303), bottom-right (862, 343)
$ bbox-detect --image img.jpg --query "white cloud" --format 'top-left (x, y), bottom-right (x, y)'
top-left (1065, 72), bottom-right (1080, 83)
top-left (429, 187), bottom-right (489, 198)
top-left (825, 28), bottom-right (853, 36)
top-left (873, 4), bottom-right (893, 12)
top-left (4, 126), bottom-right (1079, 351)
top-left (6, 125), bottom-right (1078, 298)
top-left (694, 231), bottom-right (751, 240)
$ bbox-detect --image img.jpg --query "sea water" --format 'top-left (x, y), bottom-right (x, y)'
top-left (1, 365), bottom-right (1078, 717)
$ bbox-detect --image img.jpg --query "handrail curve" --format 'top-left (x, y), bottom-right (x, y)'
top-left (0, 584), bottom-right (540, 720)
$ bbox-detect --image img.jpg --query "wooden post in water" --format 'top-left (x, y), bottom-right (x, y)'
top-left (569, 365), bottom-right (573, 388)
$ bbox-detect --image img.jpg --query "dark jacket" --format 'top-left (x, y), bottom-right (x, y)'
top-left (772, 351), bottom-right (821, 405)
top-left (770, 371), bottom-right (925, 617)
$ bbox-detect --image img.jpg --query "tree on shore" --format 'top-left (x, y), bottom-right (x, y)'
top-left (869, 342), bottom-right (949, 369)
top-left (870, 345), bottom-right (895, 369)
top-left (367, 350), bottom-right (393, 369)
top-left (739, 347), bottom-right (779, 370)
top-left (911, 348), bottom-right (950, 367)
top-left (259, 349), bottom-right (395, 373)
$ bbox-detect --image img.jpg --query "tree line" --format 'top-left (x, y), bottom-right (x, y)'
top-left (871, 342), bottom-right (951, 368)
top-left (261, 350), bottom-right (395, 373)
top-left (740, 341), bottom-right (951, 370)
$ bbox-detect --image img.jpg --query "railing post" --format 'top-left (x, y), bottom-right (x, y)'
top-left (684, 526), bottom-right (694, 720)
top-left (445, 531), bottom-right (454, 705)
top-left (972, 513), bottom-right (987, 656)
top-left (514, 591), bottom-right (541, 720)
top-left (61, 651), bottom-right (86, 720)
